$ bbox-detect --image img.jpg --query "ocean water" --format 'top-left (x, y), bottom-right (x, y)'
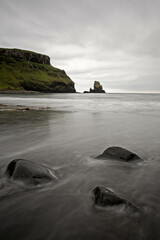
top-left (1, 93), bottom-right (160, 114)
top-left (0, 93), bottom-right (160, 240)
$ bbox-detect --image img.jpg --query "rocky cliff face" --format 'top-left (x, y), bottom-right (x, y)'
top-left (84, 81), bottom-right (105, 93)
top-left (0, 48), bottom-right (76, 93)
top-left (3, 49), bottom-right (50, 65)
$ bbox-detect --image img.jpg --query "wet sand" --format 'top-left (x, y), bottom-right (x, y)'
top-left (0, 103), bottom-right (53, 111)
top-left (0, 94), bottom-right (160, 240)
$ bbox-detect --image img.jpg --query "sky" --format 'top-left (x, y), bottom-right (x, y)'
top-left (0, 0), bottom-right (160, 93)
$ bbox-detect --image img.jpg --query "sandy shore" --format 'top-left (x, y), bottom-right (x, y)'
top-left (0, 93), bottom-right (160, 240)
top-left (0, 103), bottom-right (53, 111)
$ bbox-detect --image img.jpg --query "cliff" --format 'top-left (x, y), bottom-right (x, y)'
top-left (0, 48), bottom-right (76, 93)
top-left (84, 81), bottom-right (105, 93)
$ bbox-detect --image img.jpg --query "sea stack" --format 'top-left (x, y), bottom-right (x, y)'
top-left (84, 81), bottom-right (105, 93)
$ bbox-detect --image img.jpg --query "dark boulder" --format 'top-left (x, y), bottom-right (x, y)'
top-left (92, 186), bottom-right (142, 213)
top-left (92, 186), bottom-right (125, 207)
top-left (5, 159), bottom-right (57, 185)
top-left (96, 146), bottom-right (141, 162)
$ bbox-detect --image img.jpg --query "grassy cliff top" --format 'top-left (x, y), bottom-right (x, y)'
top-left (0, 48), bottom-right (75, 93)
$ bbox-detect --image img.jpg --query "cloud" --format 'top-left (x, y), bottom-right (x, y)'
top-left (0, 0), bottom-right (160, 92)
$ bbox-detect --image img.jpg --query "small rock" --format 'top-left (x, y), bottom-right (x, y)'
top-left (5, 159), bottom-right (57, 185)
top-left (96, 146), bottom-right (141, 162)
top-left (92, 186), bottom-right (125, 207)
top-left (92, 186), bottom-right (142, 214)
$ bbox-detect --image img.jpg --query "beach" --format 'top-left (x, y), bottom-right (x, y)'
top-left (0, 93), bottom-right (160, 240)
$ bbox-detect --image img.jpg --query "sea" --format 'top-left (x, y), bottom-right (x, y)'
top-left (0, 93), bottom-right (160, 240)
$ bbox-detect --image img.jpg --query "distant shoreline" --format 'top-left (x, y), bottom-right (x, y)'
top-left (0, 90), bottom-right (160, 95)
top-left (0, 90), bottom-right (39, 94)
top-left (0, 91), bottom-right (81, 94)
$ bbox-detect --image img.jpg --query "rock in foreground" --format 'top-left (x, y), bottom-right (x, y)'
top-left (92, 186), bottom-right (141, 214)
top-left (92, 186), bottom-right (125, 206)
top-left (96, 146), bottom-right (141, 162)
top-left (5, 159), bottom-right (57, 185)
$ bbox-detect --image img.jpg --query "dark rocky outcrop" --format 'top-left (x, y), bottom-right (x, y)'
top-left (96, 146), bottom-right (141, 162)
top-left (5, 159), bottom-right (57, 185)
top-left (84, 81), bottom-right (105, 93)
top-left (93, 81), bottom-right (105, 93)
top-left (92, 186), bottom-right (141, 213)
top-left (4, 49), bottom-right (50, 65)
top-left (0, 48), bottom-right (76, 93)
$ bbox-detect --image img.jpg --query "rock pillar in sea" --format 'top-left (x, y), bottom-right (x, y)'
top-left (83, 81), bottom-right (106, 93)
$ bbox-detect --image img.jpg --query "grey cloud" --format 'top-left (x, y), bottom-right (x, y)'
top-left (0, 0), bottom-right (160, 92)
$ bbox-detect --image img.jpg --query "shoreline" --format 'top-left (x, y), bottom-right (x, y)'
top-left (0, 103), bottom-right (53, 111)
top-left (0, 104), bottom-right (75, 113)
top-left (0, 90), bottom-right (80, 94)
top-left (0, 90), bottom-right (40, 94)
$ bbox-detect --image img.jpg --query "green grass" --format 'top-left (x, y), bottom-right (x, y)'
top-left (0, 48), bottom-right (75, 92)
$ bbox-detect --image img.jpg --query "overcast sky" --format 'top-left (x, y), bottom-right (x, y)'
top-left (1, 0), bottom-right (160, 92)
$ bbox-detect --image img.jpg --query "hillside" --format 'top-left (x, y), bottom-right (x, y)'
top-left (0, 48), bottom-right (76, 93)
